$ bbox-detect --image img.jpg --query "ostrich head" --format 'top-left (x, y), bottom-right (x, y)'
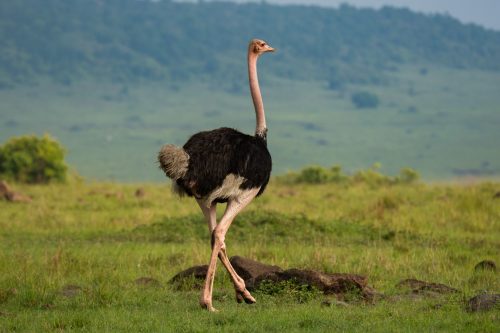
top-left (249, 39), bottom-right (275, 55)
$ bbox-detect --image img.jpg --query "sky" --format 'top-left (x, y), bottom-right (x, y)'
top-left (184, 0), bottom-right (500, 31)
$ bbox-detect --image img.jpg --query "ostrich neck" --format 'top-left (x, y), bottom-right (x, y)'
top-left (248, 53), bottom-right (267, 138)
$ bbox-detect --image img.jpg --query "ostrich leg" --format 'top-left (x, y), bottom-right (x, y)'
top-left (197, 200), bottom-right (217, 233)
top-left (196, 199), bottom-right (256, 305)
top-left (199, 188), bottom-right (260, 311)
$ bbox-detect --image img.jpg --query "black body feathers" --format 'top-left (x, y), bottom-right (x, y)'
top-left (174, 127), bottom-right (272, 202)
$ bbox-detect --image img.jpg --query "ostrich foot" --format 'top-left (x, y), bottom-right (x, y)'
top-left (200, 302), bottom-right (218, 312)
top-left (235, 289), bottom-right (256, 304)
top-left (200, 299), bottom-right (218, 312)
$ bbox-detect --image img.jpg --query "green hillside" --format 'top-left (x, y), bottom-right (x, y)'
top-left (1, 0), bottom-right (500, 181)
top-left (2, 0), bottom-right (500, 86)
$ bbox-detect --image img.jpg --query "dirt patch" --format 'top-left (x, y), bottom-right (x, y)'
top-left (253, 268), bottom-right (376, 301)
top-left (396, 278), bottom-right (459, 295)
top-left (169, 265), bottom-right (208, 289)
top-left (474, 260), bottom-right (496, 272)
top-left (135, 188), bottom-right (146, 198)
top-left (230, 256), bottom-right (283, 287)
top-left (467, 293), bottom-right (500, 312)
top-left (229, 256), bottom-right (376, 301)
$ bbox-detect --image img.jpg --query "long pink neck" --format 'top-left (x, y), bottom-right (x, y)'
top-left (248, 52), bottom-right (267, 137)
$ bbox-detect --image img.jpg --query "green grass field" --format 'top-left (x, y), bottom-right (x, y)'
top-left (1, 65), bottom-right (500, 182)
top-left (1, 178), bottom-right (498, 331)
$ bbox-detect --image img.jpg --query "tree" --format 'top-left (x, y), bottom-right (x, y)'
top-left (0, 134), bottom-right (68, 183)
top-left (351, 91), bottom-right (380, 109)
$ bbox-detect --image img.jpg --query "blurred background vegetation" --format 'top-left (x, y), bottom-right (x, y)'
top-left (1, 0), bottom-right (499, 181)
top-left (0, 134), bottom-right (67, 183)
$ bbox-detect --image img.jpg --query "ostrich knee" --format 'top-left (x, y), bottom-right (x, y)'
top-left (211, 228), bottom-right (226, 251)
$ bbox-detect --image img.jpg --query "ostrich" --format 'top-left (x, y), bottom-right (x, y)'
top-left (158, 39), bottom-right (275, 311)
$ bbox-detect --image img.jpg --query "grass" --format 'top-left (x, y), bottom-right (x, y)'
top-left (1, 64), bottom-right (500, 181)
top-left (0, 178), bottom-right (499, 331)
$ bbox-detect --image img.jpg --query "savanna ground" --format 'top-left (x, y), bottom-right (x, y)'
top-left (0, 177), bottom-right (499, 332)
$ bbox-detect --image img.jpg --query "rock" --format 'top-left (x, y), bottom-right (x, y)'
top-left (0, 180), bottom-right (31, 202)
top-left (60, 284), bottom-right (82, 297)
top-left (230, 256), bottom-right (283, 289)
top-left (229, 256), bottom-right (376, 300)
top-left (277, 269), bottom-right (375, 300)
top-left (135, 277), bottom-right (161, 287)
top-left (135, 188), bottom-right (145, 198)
top-left (169, 265), bottom-right (208, 289)
top-left (396, 278), bottom-right (459, 294)
top-left (474, 260), bottom-right (496, 272)
top-left (466, 293), bottom-right (500, 312)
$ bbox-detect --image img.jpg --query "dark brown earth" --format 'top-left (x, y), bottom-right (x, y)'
top-left (396, 278), bottom-right (459, 294)
top-left (474, 260), bottom-right (497, 272)
top-left (230, 256), bottom-right (283, 288)
top-left (466, 293), bottom-right (500, 312)
top-left (171, 258), bottom-right (375, 300)
top-left (231, 256), bottom-right (375, 300)
top-left (169, 265), bottom-right (208, 289)
top-left (252, 269), bottom-right (376, 301)
top-left (171, 258), bottom-right (500, 308)
top-left (135, 188), bottom-right (146, 198)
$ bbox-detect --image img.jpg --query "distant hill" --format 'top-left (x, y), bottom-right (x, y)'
top-left (2, 0), bottom-right (500, 181)
top-left (1, 0), bottom-right (500, 89)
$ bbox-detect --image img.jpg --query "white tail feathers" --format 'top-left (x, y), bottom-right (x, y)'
top-left (158, 144), bottom-right (189, 180)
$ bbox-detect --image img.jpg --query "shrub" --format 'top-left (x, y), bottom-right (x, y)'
top-left (351, 91), bottom-right (379, 109)
top-left (297, 166), bottom-right (331, 184)
top-left (352, 164), bottom-right (392, 186)
top-left (278, 165), bottom-right (347, 184)
top-left (277, 164), bottom-right (419, 186)
top-left (397, 167), bottom-right (420, 184)
top-left (0, 134), bottom-right (68, 183)
top-left (353, 165), bottom-right (420, 186)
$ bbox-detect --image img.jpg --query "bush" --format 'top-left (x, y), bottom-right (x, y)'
top-left (278, 165), bottom-right (347, 184)
top-left (277, 164), bottom-right (419, 186)
top-left (397, 167), bottom-right (420, 184)
top-left (0, 134), bottom-right (68, 183)
top-left (351, 91), bottom-right (379, 109)
top-left (352, 163), bottom-right (392, 186)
